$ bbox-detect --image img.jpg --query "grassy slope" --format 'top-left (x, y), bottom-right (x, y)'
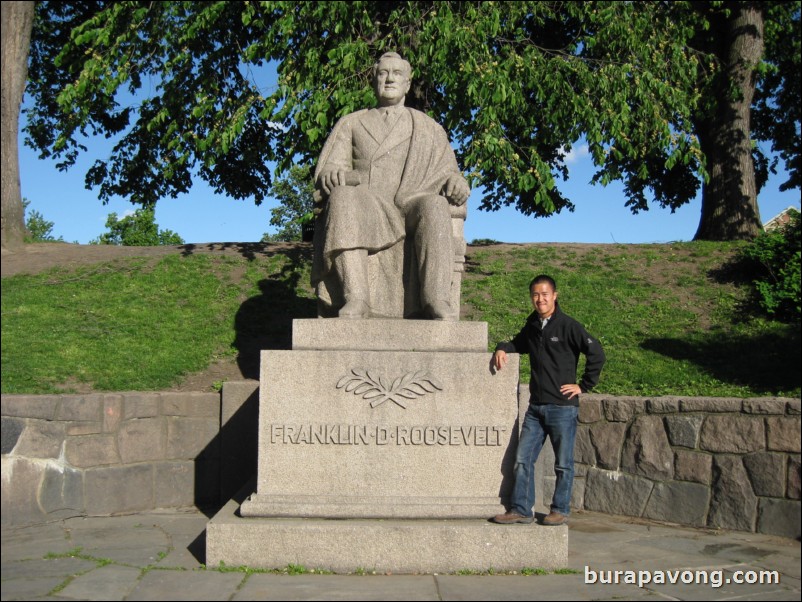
top-left (2, 242), bottom-right (799, 397)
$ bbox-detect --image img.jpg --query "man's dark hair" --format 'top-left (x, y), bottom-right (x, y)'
top-left (529, 274), bottom-right (557, 292)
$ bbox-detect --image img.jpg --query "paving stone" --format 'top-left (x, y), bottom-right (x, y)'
top-left (236, 574), bottom-right (438, 601)
top-left (130, 568), bottom-right (244, 601)
top-left (58, 565), bottom-right (143, 601)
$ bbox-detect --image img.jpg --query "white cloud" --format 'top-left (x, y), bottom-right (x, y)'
top-left (562, 144), bottom-right (589, 165)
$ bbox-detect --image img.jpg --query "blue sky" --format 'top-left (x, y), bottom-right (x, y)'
top-left (18, 101), bottom-right (798, 245)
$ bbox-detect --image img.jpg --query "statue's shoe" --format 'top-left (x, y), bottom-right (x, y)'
top-left (339, 298), bottom-right (370, 319)
top-left (425, 301), bottom-right (455, 320)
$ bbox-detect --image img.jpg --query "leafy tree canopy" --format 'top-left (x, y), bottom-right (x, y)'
top-left (261, 164), bottom-right (315, 242)
top-left (23, 198), bottom-right (63, 242)
top-left (22, 1), bottom-right (798, 232)
top-left (90, 206), bottom-right (184, 246)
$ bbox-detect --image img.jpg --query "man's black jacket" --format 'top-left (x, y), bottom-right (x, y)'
top-left (496, 303), bottom-right (606, 407)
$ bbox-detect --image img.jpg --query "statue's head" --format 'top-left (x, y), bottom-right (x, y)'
top-left (372, 52), bottom-right (412, 107)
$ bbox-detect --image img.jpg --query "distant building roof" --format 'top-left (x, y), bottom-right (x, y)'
top-left (764, 206), bottom-right (799, 232)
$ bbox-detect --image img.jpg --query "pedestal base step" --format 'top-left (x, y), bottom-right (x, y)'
top-left (207, 497), bottom-right (568, 574)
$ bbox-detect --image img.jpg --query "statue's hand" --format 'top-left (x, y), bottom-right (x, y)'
top-left (442, 174), bottom-right (470, 206)
top-left (319, 168), bottom-right (351, 196)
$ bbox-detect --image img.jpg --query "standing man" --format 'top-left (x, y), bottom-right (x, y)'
top-left (312, 52), bottom-right (470, 320)
top-left (492, 275), bottom-right (605, 526)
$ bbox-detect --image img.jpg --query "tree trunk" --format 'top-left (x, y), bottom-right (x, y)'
top-left (1, 1), bottom-right (34, 252)
top-left (694, 3), bottom-right (764, 241)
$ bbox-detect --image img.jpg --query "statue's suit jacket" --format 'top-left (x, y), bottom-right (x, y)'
top-left (312, 106), bottom-right (464, 313)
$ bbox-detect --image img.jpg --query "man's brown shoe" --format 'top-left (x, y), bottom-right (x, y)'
top-left (541, 511), bottom-right (568, 526)
top-left (492, 511), bottom-right (534, 525)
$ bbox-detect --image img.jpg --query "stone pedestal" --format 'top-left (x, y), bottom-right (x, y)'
top-left (207, 319), bottom-right (568, 571)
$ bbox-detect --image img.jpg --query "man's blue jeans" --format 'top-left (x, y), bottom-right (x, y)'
top-left (509, 403), bottom-right (578, 517)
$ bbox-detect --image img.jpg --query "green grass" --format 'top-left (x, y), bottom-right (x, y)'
top-left (2, 242), bottom-right (799, 397)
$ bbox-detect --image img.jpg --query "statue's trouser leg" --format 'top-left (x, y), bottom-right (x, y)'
top-left (405, 195), bottom-right (454, 319)
top-left (334, 249), bottom-right (370, 318)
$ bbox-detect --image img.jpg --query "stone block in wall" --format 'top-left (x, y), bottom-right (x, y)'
top-left (664, 415), bottom-right (703, 448)
top-left (756, 498), bottom-right (801, 540)
top-left (160, 392), bottom-right (220, 417)
top-left (579, 398), bottom-right (602, 423)
top-left (118, 418), bottom-right (166, 463)
top-left (766, 416), bottom-right (801, 453)
top-left (40, 464), bottom-right (84, 516)
top-left (584, 468), bottom-right (653, 518)
top-left (123, 393), bottom-right (161, 419)
top-left (643, 481), bottom-right (710, 527)
top-left (84, 464), bottom-right (153, 515)
top-left (1, 417), bottom-right (24, 454)
top-left (742, 398), bottom-right (786, 414)
top-left (574, 425), bottom-right (595, 466)
top-left (58, 395), bottom-right (103, 421)
top-left (699, 415), bottom-right (764, 453)
top-left (787, 399), bottom-right (800, 415)
top-left (13, 421), bottom-right (64, 459)
top-left (1, 457), bottom-right (45, 526)
top-left (588, 422), bottom-right (626, 470)
top-left (742, 452), bottom-right (787, 497)
top-left (708, 455), bottom-right (757, 532)
top-left (647, 398), bottom-right (680, 413)
top-left (680, 398), bottom-right (743, 412)
top-left (604, 398), bottom-right (645, 422)
top-left (788, 455), bottom-right (801, 500)
top-left (154, 461), bottom-right (196, 508)
top-left (571, 476), bottom-right (585, 510)
top-left (103, 395), bottom-right (123, 432)
top-left (674, 450), bottom-right (712, 485)
top-left (544, 475), bottom-right (585, 511)
top-left (165, 417), bottom-right (220, 460)
top-left (64, 434), bottom-right (120, 468)
top-left (621, 415), bottom-right (673, 480)
top-left (66, 421), bottom-right (103, 436)
top-left (1, 395), bottom-right (59, 419)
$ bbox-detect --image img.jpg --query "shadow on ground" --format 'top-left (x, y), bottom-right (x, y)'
top-left (642, 327), bottom-right (801, 394)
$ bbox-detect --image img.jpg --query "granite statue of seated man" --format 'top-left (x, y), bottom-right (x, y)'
top-left (311, 52), bottom-right (470, 320)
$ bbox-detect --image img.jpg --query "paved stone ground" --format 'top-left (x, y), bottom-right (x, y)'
top-left (1, 509), bottom-right (799, 601)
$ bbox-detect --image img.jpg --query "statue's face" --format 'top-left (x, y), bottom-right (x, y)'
top-left (374, 56), bottom-right (411, 106)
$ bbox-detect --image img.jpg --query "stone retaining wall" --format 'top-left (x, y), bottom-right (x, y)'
top-left (536, 392), bottom-right (800, 540)
top-left (3, 385), bottom-right (800, 540)
top-left (1, 384), bottom-right (259, 527)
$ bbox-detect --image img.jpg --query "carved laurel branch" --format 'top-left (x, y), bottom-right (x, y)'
top-left (336, 368), bottom-right (443, 409)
